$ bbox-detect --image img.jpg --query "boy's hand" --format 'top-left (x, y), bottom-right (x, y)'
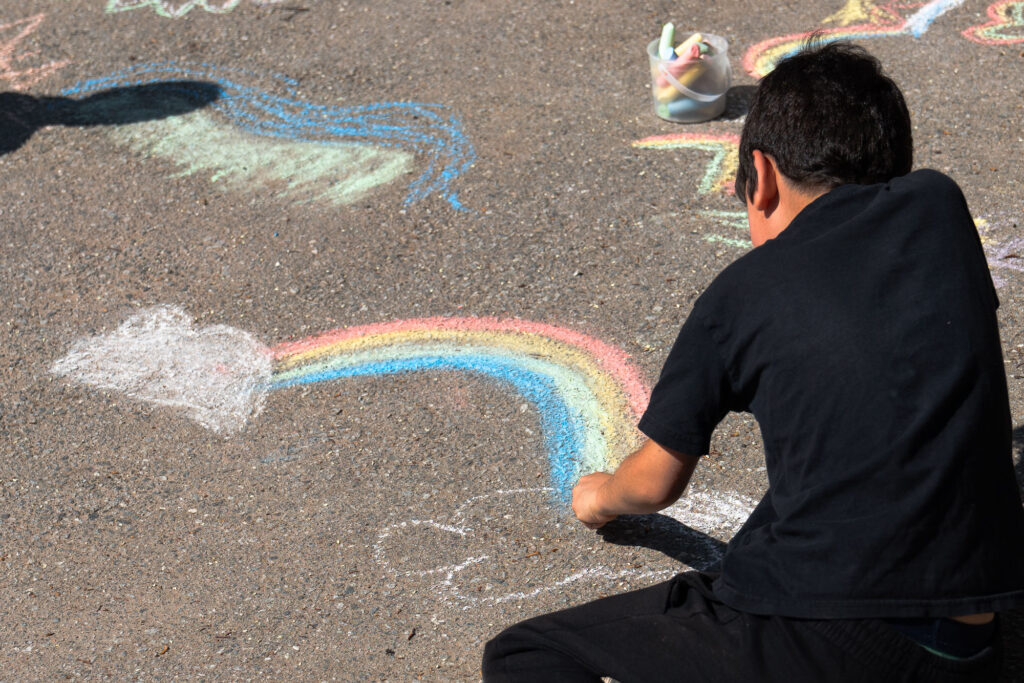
top-left (572, 472), bottom-right (617, 529)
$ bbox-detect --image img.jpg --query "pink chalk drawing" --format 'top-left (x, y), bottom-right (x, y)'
top-left (963, 1), bottom-right (1024, 44)
top-left (0, 14), bottom-right (70, 90)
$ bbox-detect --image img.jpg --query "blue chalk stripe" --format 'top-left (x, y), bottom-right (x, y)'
top-left (62, 62), bottom-right (476, 210)
top-left (269, 354), bottom-right (589, 500)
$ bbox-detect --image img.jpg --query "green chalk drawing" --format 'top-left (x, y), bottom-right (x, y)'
top-left (703, 234), bottom-right (751, 249)
top-left (699, 210), bottom-right (750, 249)
top-left (106, 0), bottom-right (244, 18)
top-left (109, 109), bottom-right (414, 206)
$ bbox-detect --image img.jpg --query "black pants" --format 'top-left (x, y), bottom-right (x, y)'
top-left (482, 572), bottom-right (1002, 682)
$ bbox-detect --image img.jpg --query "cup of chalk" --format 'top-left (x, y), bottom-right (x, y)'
top-left (648, 24), bottom-right (731, 123)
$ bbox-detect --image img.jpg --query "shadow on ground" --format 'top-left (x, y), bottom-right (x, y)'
top-left (0, 81), bottom-right (222, 155)
top-left (719, 84), bottom-right (757, 121)
top-left (597, 514), bottom-right (727, 572)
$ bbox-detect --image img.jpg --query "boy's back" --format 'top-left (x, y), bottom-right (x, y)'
top-left (640, 168), bottom-right (1024, 618)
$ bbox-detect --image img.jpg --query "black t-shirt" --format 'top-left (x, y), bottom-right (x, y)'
top-left (638, 169), bottom-right (1024, 618)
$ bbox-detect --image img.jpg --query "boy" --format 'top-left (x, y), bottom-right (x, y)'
top-left (483, 42), bottom-right (1024, 681)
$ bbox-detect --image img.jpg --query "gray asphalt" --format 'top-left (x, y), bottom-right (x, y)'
top-left (2, 0), bottom-right (1023, 679)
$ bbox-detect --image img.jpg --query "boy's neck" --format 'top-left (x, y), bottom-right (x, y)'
top-left (746, 150), bottom-right (826, 247)
top-left (748, 181), bottom-right (825, 246)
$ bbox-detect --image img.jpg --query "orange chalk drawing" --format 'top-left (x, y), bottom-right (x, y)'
top-left (0, 14), bottom-right (70, 90)
top-left (963, 1), bottom-right (1024, 44)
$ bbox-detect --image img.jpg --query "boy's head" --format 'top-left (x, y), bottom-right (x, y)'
top-left (734, 41), bottom-right (913, 204)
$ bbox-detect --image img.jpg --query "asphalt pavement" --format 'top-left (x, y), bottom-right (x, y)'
top-left (2, 0), bottom-right (1023, 679)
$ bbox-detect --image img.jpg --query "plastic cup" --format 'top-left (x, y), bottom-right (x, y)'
top-left (647, 33), bottom-right (731, 123)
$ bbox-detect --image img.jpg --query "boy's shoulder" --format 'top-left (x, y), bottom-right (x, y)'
top-left (696, 169), bottom-right (978, 317)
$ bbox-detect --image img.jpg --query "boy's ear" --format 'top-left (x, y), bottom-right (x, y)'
top-left (750, 150), bottom-right (779, 212)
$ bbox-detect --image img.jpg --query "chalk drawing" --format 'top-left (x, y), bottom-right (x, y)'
top-left (698, 210), bottom-right (750, 249)
top-left (271, 316), bottom-right (649, 496)
top-left (632, 133), bottom-right (739, 196)
top-left (105, 0), bottom-right (284, 18)
top-left (53, 306), bottom-right (648, 497)
top-left (744, 0), bottom-right (967, 77)
top-left (373, 487), bottom-right (756, 607)
top-left (0, 14), bottom-right (70, 90)
top-left (62, 63), bottom-right (475, 209)
top-left (977, 217), bottom-right (1024, 287)
top-left (51, 306), bottom-right (272, 433)
top-left (632, 133), bottom-right (749, 249)
top-left (963, 1), bottom-right (1024, 44)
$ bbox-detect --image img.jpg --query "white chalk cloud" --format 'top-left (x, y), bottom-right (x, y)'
top-left (51, 305), bottom-right (272, 433)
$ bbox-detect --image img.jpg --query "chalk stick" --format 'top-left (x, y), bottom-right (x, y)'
top-left (655, 83), bottom-right (679, 102)
top-left (654, 58), bottom-right (707, 91)
top-left (658, 22), bottom-right (676, 60)
top-left (656, 96), bottom-right (711, 119)
top-left (674, 32), bottom-right (703, 57)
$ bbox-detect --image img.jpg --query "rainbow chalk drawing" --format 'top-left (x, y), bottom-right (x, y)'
top-left (271, 316), bottom-right (649, 495)
top-left (963, 1), bottom-right (1024, 44)
top-left (105, 0), bottom-right (284, 18)
top-left (632, 133), bottom-right (739, 196)
top-left (374, 487), bottom-right (757, 606)
top-left (53, 306), bottom-right (649, 497)
top-left (0, 13), bottom-right (70, 90)
top-left (61, 63), bottom-right (475, 209)
top-left (744, 0), bottom-right (967, 77)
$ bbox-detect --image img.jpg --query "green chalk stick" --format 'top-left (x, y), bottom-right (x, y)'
top-left (658, 22), bottom-right (676, 60)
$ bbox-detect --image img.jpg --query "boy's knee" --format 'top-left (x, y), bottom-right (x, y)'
top-left (481, 626), bottom-right (516, 680)
top-left (482, 621), bottom-right (566, 681)
top-left (482, 624), bottom-right (521, 667)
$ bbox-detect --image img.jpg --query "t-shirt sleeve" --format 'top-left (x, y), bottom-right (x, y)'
top-left (637, 312), bottom-right (735, 456)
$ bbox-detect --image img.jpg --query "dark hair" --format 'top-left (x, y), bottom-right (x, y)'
top-left (734, 40), bottom-right (913, 203)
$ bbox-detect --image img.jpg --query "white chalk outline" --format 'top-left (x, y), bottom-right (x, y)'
top-left (373, 487), bottom-right (756, 607)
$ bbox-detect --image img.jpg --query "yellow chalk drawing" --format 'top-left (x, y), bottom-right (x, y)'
top-left (744, 1), bottom-right (967, 78)
top-left (823, 0), bottom-right (885, 26)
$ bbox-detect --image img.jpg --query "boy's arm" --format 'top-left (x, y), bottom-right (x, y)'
top-left (571, 439), bottom-right (699, 529)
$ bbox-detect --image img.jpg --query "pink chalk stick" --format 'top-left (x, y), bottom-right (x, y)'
top-left (654, 44), bottom-right (701, 88)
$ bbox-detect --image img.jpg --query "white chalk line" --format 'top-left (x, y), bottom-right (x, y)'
top-left (374, 487), bottom-right (757, 607)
